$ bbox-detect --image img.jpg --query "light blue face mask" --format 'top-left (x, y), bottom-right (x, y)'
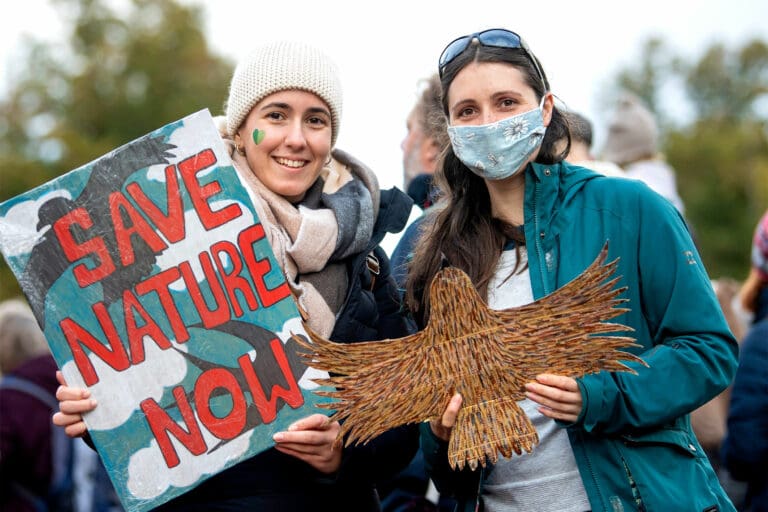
top-left (447, 98), bottom-right (547, 180)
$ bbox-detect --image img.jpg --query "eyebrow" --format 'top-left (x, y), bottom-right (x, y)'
top-left (449, 98), bottom-right (474, 113)
top-left (449, 90), bottom-right (526, 112)
top-left (259, 102), bottom-right (331, 117)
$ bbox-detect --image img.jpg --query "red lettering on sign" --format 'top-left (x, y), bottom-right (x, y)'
top-left (60, 302), bottom-right (130, 386)
top-left (238, 224), bottom-right (291, 308)
top-left (179, 257), bottom-right (230, 328)
top-left (54, 208), bottom-right (115, 287)
top-left (125, 165), bottom-right (186, 243)
top-left (210, 240), bottom-right (259, 318)
top-left (141, 386), bottom-right (207, 468)
top-left (109, 191), bottom-right (168, 266)
top-left (194, 368), bottom-right (247, 440)
top-left (134, 267), bottom-right (190, 343)
top-left (239, 339), bottom-right (303, 424)
top-left (178, 149), bottom-right (241, 230)
top-left (122, 289), bottom-right (172, 365)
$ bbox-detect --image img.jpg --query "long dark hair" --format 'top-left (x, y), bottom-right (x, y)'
top-left (405, 42), bottom-right (570, 325)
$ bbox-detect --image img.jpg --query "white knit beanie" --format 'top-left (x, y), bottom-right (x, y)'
top-left (225, 41), bottom-right (343, 147)
top-left (600, 94), bottom-right (658, 166)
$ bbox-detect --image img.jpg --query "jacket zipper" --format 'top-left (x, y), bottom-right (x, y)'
top-left (474, 466), bottom-right (485, 512)
top-left (533, 176), bottom-right (549, 296)
top-left (576, 429), bottom-right (609, 511)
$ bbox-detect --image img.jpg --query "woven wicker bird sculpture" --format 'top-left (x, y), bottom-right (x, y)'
top-left (294, 243), bottom-right (647, 470)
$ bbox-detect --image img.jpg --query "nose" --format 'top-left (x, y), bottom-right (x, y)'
top-left (481, 110), bottom-right (499, 125)
top-left (401, 131), bottom-right (411, 152)
top-left (284, 120), bottom-right (307, 149)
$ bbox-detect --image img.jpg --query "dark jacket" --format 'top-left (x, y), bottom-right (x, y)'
top-left (722, 286), bottom-right (768, 512)
top-left (391, 213), bottom-right (426, 289)
top-left (0, 353), bottom-right (59, 512)
top-left (157, 185), bottom-right (418, 512)
top-left (330, 186), bottom-right (416, 343)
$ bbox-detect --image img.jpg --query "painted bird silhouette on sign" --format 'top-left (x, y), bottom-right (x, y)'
top-left (295, 243), bottom-right (647, 470)
top-left (21, 135), bottom-right (177, 326)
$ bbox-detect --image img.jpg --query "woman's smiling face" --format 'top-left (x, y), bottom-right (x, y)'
top-left (237, 89), bottom-right (333, 202)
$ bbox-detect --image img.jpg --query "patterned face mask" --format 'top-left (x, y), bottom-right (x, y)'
top-left (447, 97), bottom-right (546, 180)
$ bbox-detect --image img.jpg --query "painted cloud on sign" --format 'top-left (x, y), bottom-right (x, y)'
top-left (126, 414), bottom-right (252, 499)
top-left (0, 190), bottom-right (72, 257)
top-left (63, 341), bottom-right (189, 430)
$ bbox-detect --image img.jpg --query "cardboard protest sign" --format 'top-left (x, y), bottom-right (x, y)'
top-left (0, 109), bottom-right (331, 512)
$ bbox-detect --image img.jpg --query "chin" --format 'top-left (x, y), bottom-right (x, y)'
top-left (274, 184), bottom-right (310, 202)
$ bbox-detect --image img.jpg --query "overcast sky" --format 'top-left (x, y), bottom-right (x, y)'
top-left (1, 0), bottom-right (766, 190)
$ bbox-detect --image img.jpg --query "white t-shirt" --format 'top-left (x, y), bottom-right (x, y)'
top-left (481, 246), bottom-right (591, 512)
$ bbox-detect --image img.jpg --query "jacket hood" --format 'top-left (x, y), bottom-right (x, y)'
top-left (331, 148), bottom-right (381, 221)
top-left (533, 160), bottom-right (603, 196)
top-left (526, 160), bottom-right (604, 239)
top-left (331, 148), bottom-right (413, 247)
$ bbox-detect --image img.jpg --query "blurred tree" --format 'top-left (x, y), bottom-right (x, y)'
top-left (0, 0), bottom-right (234, 301)
top-left (605, 37), bottom-right (768, 279)
top-left (685, 40), bottom-right (768, 121)
top-left (614, 37), bottom-right (675, 120)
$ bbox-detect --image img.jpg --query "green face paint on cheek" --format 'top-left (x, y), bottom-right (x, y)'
top-left (252, 129), bottom-right (265, 145)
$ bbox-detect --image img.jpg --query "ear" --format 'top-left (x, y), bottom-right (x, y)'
top-left (542, 92), bottom-right (555, 127)
top-left (422, 139), bottom-right (441, 173)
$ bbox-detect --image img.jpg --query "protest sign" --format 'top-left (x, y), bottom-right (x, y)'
top-left (0, 109), bottom-right (330, 511)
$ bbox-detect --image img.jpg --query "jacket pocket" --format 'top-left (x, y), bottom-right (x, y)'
top-left (616, 427), bottom-right (727, 511)
top-left (619, 427), bottom-right (703, 458)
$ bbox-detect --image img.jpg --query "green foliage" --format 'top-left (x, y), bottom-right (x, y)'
top-left (667, 119), bottom-right (768, 278)
top-left (685, 40), bottom-right (768, 121)
top-left (609, 37), bottom-right (768, 280)
top-left (0, 0), bottom-right (234, 301)
top-left (615, 37), bottom-right (672, 118)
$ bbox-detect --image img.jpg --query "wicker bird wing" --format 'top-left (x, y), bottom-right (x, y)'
top-left (490, 243), bottom-right (646, 378)
top-left (294, 326), bottom-right (420, 375)
top-left (292, 326), bottom-right (449, 445)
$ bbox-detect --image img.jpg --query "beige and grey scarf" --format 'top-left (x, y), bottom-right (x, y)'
top-left (225, 139), bottom-right (378, 338)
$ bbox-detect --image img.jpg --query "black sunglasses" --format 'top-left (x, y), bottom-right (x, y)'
top-left (438, 28), bottom-right (547, 89)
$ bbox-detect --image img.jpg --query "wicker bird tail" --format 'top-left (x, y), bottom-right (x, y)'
top-left (448, 396), bottom-right (539, 470)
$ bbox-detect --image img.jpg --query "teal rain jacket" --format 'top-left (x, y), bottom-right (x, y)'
top-left (420, 161), bottom-right (738, 512)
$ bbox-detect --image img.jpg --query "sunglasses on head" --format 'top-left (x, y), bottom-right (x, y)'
top-left (438, 28), bottom-right (547, 89)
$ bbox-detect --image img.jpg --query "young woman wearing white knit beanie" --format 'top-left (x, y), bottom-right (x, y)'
top-left (53, 40), bottom-right (418, 512)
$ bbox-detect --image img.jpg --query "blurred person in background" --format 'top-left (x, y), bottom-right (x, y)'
top-left (0, 298), bottom-right (121, 512)
top-left (386, 74), bottom-right (450, 281)
top-left (691, 278), bottom-right (746, 471)
top-left (382, 73), bottom-right (448, 260)
top-left (600, 93), bottom-right (685, 214)
top-left (563, 110), bottom-right (625, 177)
top-left (0, 298), bottom-right (49, 376)
top-left (0, 298), bottom-right (60, 512)
top-left (692, 278), bottom-right (748, 466)
top-left (692, 277), bottom-right (750, 507)
top-left (721, 209), bottom-right (768, 512)
top-left (401, 73), bottom-right (448, 212)
top-left (380, 73), bottom-right (455, 512)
